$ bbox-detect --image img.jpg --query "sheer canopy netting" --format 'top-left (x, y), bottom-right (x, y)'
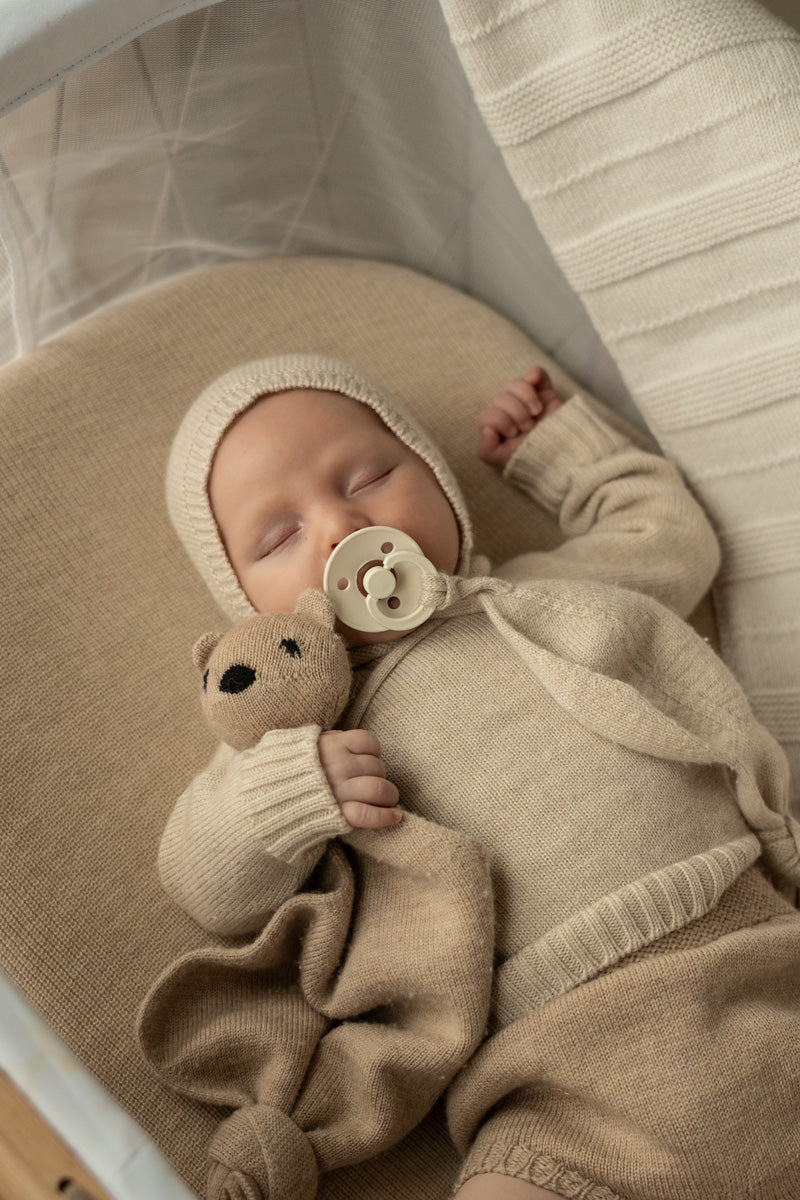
top-left (0, 0), bottom-right (627, 413)
top-left (0, 0), bottom-right (798, 804)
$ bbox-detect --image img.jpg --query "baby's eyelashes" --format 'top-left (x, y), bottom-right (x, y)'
top-left (256, 522), bottom-right (300, 559)
top-left (348, 465), bottom-right (394, 494)
top-left (251, 465), bottom-right (396, 560)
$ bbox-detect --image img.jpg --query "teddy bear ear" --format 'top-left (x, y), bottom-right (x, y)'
top-left (192, 631), bottom-right (223, 672)
top-left (295, 588), bottom-right (337, 628)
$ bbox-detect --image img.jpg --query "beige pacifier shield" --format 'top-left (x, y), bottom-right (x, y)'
top-left (323, 526), bottom-right (437, 632)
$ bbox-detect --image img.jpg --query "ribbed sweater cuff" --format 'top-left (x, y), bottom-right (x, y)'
top-left (504, 395), bottom-right (632, 513)
top-left (231, 724), bottom-right (349, 863)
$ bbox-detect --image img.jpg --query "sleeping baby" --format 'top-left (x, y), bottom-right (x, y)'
top-left (151, 353), bottom-right (800, 1200)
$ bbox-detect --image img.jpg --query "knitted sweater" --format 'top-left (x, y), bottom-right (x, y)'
top-left (158, 397), bottom-right (799, 977)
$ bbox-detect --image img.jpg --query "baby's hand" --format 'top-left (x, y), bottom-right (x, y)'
top-left (318, 729), bottom-right (402, 830)
top-left (477, 366), bottom-right (563, 469)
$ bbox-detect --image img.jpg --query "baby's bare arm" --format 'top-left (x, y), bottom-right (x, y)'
top-left (318, 728), bottom-right (402, 830)
top-left (454, 1175), bottom-right (561, 1200)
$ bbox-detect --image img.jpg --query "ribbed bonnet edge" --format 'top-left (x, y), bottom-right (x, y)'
top-left (166, 354), bottom-right (474, 620)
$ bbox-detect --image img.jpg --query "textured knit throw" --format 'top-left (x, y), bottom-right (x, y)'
top-left (440, 0), bottom-right (800, 808)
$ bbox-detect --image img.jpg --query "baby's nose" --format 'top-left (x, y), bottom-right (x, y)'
top-left (328, 518), bottom-right (369, 554)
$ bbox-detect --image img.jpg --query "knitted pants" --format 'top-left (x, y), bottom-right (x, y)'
top-left (449, 868), bottom-right (800, 1199)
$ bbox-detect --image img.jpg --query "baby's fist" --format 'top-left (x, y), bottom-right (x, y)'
top-left (477, 366), bottom-right (563, 469)
top-left (318, 728), bottom-right (402, 830)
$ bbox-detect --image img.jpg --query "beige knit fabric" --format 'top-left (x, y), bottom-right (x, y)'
top-left (195, 594), bottom-right (352, 750)
top-left (140, 815), bottom-right (495, 1198)
top-left (4, 252), bottom-right (794, 1200)
top-left (439, 0), bottom-right (800, 811)
top-left (450, 874), bottom-right (800, 1199)
top-left (152, 358), bottom-right (800, 1198)
top-left (156, 392), bottom-right (733, 942)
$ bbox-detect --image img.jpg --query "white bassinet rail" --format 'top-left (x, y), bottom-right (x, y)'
top-left (0, 968), bottom-right (194, 1199)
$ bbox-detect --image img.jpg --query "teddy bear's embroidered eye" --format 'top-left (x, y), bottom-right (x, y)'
top-left (279, 638), bottom-right (301, 659)
top-left (219, 664), bottom-right (257, 694)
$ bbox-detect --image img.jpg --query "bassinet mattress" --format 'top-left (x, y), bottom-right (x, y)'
top-left (0, 255), bottom-right (714, 1198)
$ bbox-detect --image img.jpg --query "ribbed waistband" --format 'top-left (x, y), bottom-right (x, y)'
top-left (492, 834), bottom-right (761, 1028)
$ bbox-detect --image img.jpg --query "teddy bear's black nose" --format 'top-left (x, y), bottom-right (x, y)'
top-left (219, 664), bottom-right (257, 694)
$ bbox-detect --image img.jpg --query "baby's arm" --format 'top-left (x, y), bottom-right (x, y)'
top-left (159, 725), bottom-right (400, 935)
top-left (478, 368), bottom-right (720, 618)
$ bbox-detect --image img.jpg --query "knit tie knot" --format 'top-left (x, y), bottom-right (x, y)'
top-left (207, 1105), bottom-right (318, 1200)
top-left (419, 568), bottom-right (514, 618)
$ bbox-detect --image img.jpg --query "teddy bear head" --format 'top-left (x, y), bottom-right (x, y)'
top-left (192, 589), bottom-right (352, 751)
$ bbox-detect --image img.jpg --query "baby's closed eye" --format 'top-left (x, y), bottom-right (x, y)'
top-left (348, 465), bottom-right (394, 494)
top-left (257, 521), bottom-right (300, 558)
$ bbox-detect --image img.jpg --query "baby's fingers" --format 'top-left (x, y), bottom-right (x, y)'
top-left (339, 775), bottom-right (402, 829)
top-left (337, 775), bottom-right (399, 809)
top-left (340, 801), bottom-right (403, 829)
top-left (524, 366), bottom-right (563, 417)
top-left (476, 406), bottom-right (520, 445)
top-left (335, 728), bottom-right (381, 757)
top-left (487, 391), bottom-right (535, 435)
top-left (477, 423), bottom-right (501, 457)
top-left (503, 378), bottom-right (544, 417)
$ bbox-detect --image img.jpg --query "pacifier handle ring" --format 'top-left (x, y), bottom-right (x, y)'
top-left (365, 549), bottom-right (437, 630)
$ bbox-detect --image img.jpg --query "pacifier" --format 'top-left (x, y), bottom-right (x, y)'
top-left (323, 526), bottom-right (438, 633)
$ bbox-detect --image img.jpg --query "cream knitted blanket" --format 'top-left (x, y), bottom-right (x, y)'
top-left (439, 0), bottom-right (800, 811)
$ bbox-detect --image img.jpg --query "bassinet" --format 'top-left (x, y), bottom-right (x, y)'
top-left (1, 2), bottom-right (798, 1197)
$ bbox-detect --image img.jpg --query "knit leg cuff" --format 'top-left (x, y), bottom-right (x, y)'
top-left (455, 1119), bottom-right (623, 1200)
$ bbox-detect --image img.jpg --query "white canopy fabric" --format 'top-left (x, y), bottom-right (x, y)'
top-left (0, 0), bottom-right (632, 399)
top-left (0, 0), bottom-right (224, 118)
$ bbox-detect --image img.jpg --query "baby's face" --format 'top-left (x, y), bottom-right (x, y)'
top-left (208, 388), bottom-right (461, 644)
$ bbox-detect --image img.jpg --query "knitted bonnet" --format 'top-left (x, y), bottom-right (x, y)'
top-left (166, 354), bottom-right (474, 620)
